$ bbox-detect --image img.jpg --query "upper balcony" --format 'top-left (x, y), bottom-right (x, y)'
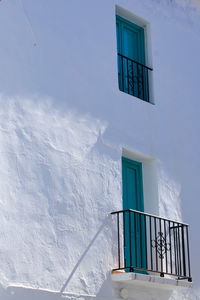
top-left (118, 53), bottom-right (153, 102)
top-left (111, 209), bottom-right (192, 285)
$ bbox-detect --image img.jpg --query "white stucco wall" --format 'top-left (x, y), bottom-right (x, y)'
top-left (0, 0), bottom-right (200, 299)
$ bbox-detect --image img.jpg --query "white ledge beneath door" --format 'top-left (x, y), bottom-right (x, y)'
top-left (111, 272), bottom-right (192, 290)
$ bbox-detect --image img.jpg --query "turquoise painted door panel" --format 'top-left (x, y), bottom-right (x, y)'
top-left (122, 157), bottom-right (147, 272)
top-left (116, 16), bottom-right (145, 64)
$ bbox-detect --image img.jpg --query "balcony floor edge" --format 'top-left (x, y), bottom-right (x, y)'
top-left (111, 272), bottom-right (193, 290)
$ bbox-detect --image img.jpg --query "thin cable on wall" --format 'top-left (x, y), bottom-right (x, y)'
top-left (19, 0), bottom-right (38, 47)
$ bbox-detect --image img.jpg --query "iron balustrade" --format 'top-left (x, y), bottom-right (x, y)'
top-left (118, 53), bottom-right (152, 102)
top-left (111, 209), bottom-right (192, 281)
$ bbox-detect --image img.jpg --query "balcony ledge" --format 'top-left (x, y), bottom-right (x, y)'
top-left (111, 272), bottom-right (192, 290)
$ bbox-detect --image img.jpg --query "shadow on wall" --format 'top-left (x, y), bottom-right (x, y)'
top-left (60, 216), bottom-right (111, 294)
top-left (0, 216), bottom-right (116, 300)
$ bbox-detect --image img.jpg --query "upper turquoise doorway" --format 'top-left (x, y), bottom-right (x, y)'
top-left (122, 157), bottom-right (147, 272)
top-left (116, 15), bottom-right (150, 102)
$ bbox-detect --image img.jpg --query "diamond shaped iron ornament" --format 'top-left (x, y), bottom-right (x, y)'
top-left (151, 232), bottom-right (171, 259)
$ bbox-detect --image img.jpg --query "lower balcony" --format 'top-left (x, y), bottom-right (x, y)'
top-left (111, 209), bottom-right (192, 284)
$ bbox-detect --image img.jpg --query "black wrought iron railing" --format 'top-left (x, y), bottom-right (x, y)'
top-left (111, 209), bottom-right (192, 281)
top-left (118, 53), bottom-right (152, 102)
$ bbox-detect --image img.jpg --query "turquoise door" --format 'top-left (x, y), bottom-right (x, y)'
top-left (116, 16), bottom-right (145, 64)
top-left (116, 16), bottom-right (147, 100)
top-left (122, 157), bottom-right (147, 272)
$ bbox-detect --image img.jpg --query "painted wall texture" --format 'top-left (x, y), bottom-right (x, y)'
top-left (0, 0), bottom-right (200, 299)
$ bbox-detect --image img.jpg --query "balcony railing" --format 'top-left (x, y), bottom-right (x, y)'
top-left (111, 209), bottom-right (192, 282)
top-left (118, 53), bottom-right (152, 102)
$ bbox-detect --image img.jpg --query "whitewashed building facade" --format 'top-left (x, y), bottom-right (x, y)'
top-left (0, 0), bottom-right (200, 299)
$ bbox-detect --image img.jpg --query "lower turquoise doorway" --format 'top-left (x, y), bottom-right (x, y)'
top-left (122, 157), bottom-right (147, 273)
